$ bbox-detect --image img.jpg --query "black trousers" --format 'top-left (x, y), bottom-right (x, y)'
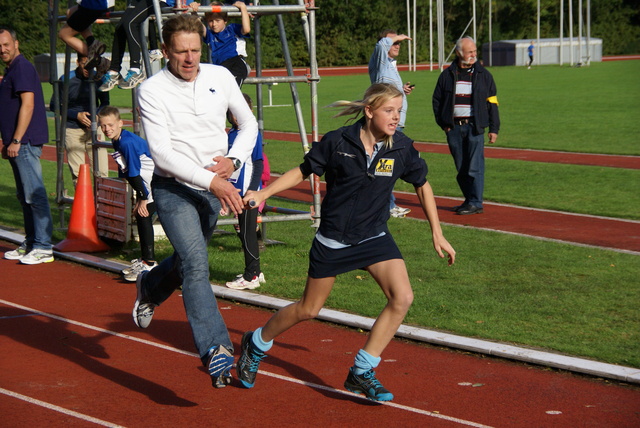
top-left (135, 201), bottom-right (156, 262)
top-left (236, 208), bottom-right (260, 280)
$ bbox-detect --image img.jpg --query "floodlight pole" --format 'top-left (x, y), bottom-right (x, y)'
top-left (472, 0), bottom-right (476, 43)
top-left (578, 0), bottom-right (583, 65)
top-left (429, 0), bottom-right (433, 71)
top-left (560, 0), bottom-right (564, 66)
top-left (569, 0), bottom-right (574, 65)
top-left (436, 0), bottom-right (445, 71)
top-left (413, 0), bottom-right (417, 71)
top-left (406, 0), bottom-right (412, 69)
top-left (586, 0), bottom-right (591, 65)
top-left (537, 0), bottom-right (540, 68)
top-left (488, 0), bottom-right (492, 67)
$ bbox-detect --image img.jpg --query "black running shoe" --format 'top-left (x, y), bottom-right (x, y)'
top-left (85, 39), bottom-right (106, 70)
top-left (344, 368), bottom-right (394, 401)
top-left (87, 39), bottom-right (106, 61)
top-left (93, 57), bottom-right (111, 82)
top-left (207, 345), bottom-right (234, 388)
top-left (236, 331), bottom-right (266, 388)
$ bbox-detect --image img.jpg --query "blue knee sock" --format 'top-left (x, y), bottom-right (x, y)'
top-left (251, 327), bottom-right (273, 353)
top-left (353, 349), bottom-right (381, 375)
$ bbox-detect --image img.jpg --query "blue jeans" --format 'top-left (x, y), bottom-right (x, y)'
top-left (446, 123), bottom-right (485, 208)
top-left (142, 176), bottom-right (232, 363)
top-left (9, 144), bottom-right (53, 250)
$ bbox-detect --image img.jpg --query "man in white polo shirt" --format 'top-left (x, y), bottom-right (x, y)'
top-left (135, 14), bottom-right (258, 389)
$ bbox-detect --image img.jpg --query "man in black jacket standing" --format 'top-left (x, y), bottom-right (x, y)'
top-left (432, 36), bottom-right (500, 215)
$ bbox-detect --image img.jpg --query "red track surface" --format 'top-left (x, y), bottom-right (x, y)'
top-left (1, 249), bottom-right (639, 427)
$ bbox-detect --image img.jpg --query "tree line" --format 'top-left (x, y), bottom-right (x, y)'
top-left (1, 0), bottom-right (638, 72)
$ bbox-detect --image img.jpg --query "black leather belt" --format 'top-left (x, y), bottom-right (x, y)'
top-left (454, 118), bottom-right (471, 126)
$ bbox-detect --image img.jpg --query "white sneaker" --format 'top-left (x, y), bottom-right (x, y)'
top-left (4, 242), bottom-right (28, 260)
top-left (20, 249), bottom-right (54, 265)
top-left (390, 206), bottom-right (411, 218)
top-left (122, 258), bottom-right (143, 275)
top-left (226, 274), bottom-right (261, 290)
top-left (98, 71), bottom-right (122, 92)
top-left (118, 69), bottom-right (146, 90)
top-left (149, 49), bottom-right (163, 62)
top-left (124, 261), bottom-right (157, 282)
top-left (258, 272), bottom-right (266, 284)
top-left (398, 207), bottom-right (411, 215)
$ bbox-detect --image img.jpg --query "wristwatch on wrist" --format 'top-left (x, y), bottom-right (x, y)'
top-left (228, 157), bottom-right (241, 171)
top-left (11, 139), bottom-right (21, 145)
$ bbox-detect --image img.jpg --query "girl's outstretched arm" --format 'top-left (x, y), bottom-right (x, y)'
top-left (243, 166), bottom-right (307, 208)
top-left (415, 182), bottom-right (456, 265)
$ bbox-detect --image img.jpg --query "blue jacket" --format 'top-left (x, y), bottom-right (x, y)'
top-left (432, 60), bottom-right (500, 135)
top-left (300, 118), bottom-right (428, 245)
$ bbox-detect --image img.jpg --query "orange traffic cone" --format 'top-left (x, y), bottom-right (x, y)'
top-left (54, 164), bottom-right (110, 252)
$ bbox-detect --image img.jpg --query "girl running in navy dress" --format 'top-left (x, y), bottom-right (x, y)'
top-left (236, 83), bottom-right (456, 402)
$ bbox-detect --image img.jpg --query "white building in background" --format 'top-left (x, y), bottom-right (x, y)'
top-left (482, 37), bottom-right (602, 67)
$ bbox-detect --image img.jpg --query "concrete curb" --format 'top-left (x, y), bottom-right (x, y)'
top-left (2, 228), bottom-right (638, 385)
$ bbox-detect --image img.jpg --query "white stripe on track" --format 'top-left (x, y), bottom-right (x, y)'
top-left (260, 371), bottom-right (494, 427)
top-left (1, 299), bottom-right (493, 427)
top-left (0, 298), bottom-right (199, 358)
top-left (0, 387), bottom-right (125, 428)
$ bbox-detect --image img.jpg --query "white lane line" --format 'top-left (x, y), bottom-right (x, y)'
top-left (261, 371), bottom-right (494, 427)
top-left (0, 299), bottom-right (198, 358)
top-left (0, 387), bottom-right (125, 428)
top-left (0, 299), bottom-right (493, 427)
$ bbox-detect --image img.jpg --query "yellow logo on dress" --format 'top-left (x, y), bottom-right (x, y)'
top-left (375, 158), bottom-right (394, 176)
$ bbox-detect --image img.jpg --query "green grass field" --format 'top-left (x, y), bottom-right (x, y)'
top-left (255, 60), bottom-right (640, 155)
top-left (8, 60), bottom-right (636, 369)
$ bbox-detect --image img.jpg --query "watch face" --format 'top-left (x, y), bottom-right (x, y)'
top-left (234, 159), bottom-right (241, 169)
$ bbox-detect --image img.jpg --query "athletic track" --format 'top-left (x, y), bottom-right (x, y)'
top-left (2, 60), bottom-right (639, 426)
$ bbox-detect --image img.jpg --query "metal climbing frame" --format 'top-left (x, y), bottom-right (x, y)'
top-left (48, 0), bottom-right (128, 228)
top-left (185, 1), bottom-right (322, 231)
top-left (48, 1), bottom-right (321, 240)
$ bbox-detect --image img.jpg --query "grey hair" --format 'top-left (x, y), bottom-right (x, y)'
top-left (456, 36), bottom-right (475, 55)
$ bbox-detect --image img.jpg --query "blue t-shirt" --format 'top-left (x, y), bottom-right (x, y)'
top-left (0, 55), bottom-right (48, 146)
top-left (112, 129), bottom-right (155, 201)
top-left (204, 23), bottom-right (249, 65)
top-left (112, 129), bottom-right (153, 178)
top-left (528, 44), bottom-right (534, 55)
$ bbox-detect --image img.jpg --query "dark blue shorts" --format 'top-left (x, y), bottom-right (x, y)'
top-left (308, 233), bottom-right (403, 278)
top-left (67, 6), bottom-right (107, 32)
